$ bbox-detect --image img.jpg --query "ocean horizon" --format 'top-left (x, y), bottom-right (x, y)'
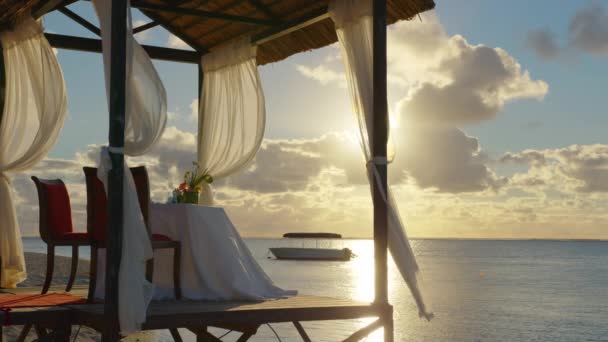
top-left (19, 237), bottom-right (608, 341)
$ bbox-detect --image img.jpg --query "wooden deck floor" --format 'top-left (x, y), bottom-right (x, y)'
top-left (75, 295), bottom-right (384, 331)
top-left (2, 286), bottom-right (389, 335)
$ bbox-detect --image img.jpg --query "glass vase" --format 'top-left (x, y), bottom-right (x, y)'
top-left (183, 190), bottom-right (199, 204)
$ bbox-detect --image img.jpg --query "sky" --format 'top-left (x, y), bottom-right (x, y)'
top-left (9, 0), bottom-right (608, 239)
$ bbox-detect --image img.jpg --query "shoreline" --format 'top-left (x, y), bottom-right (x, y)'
top-left (18, 252), bottom-right (91, 288)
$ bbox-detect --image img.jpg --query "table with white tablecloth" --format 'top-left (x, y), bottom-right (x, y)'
top-left (148, 203), bottom-right (296, 300)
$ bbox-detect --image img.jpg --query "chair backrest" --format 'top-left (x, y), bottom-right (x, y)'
top-left (130, 166), bottom-right (151, 229)
top-left (83, 166), bottom-right (151, 242)
top-left (31, 177), bottom-right (74, 242)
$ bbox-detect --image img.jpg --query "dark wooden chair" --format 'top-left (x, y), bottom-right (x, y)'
top-left (31, 177), bottom-right (91, 294)
top-left (83, 166), bottom-right (181, 302)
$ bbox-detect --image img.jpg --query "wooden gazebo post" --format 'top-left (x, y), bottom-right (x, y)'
top-left (372, 1), bottom-right (393, 341)
top-left (0, 42), bottom-right (3, 290)
top-left (103, 0), bottom-right (128, 340)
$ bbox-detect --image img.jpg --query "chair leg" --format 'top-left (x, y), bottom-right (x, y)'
top-left (88, 246), bottom-right (98, 303)
top-left (66, 245), bottom-right (79, 292)
top-left (173, 244), bottom-right (182, 300)
top-left (42, 244), bottom-right (55, 294)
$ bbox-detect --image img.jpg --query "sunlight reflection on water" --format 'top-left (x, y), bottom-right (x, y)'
top-left (134, 239), bottom-right (391, 342)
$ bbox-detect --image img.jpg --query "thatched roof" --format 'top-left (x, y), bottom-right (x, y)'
top-left (0, 0), bottom-right (435, 65)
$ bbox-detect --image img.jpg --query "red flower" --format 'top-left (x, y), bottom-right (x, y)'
top-left (179, 182), bottom-right (187, 191)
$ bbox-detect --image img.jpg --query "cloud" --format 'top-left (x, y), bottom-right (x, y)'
top-left (167, 34), bottom-right (190, 49)
top-left (9, 128), bottom-right (375, 237)
top-left (569, 2), bottom-right (608, 56)
top-left (396, 124), bottom-right (506, 192)
top-left (502, 144), bottom-right (608, 193)
top-left (526, 28), bottom-right (560, 60)
top-left (526, 3), bottom-right (608, 60)
top-left (400, 34), bottom-right (548, 125)
top-left (190, 99), bottom-right (198, 122)
top-left (296, 13), bottom-right (546, 192)
top-left (295, 64), bottom-right (346, 87)
top-left (11, 126), bottom-right (608, 239)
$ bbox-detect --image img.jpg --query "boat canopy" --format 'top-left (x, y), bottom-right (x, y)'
top-left (283, 233), bottom-right (343, 239)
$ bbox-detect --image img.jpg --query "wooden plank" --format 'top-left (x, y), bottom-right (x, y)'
top-left (0, 306), bottom-right (72, 326)
top-left (0, 285), bottom-right (89, 297)
top-left (31, 0), bottom-right (72, 19)
top-left (45, 33), bottom-right (201, 64)
top-left (0, 294), bottom-right (388, 339)
top-left (131, 1), bottom-right (280, 26)
top-left (71, 296), bottom-right (384, 331)
top-left (293, 321), bottom-right (312, 342)
top-left (252, 6), bottom-right (329, 46)
top-left (58, 7), bottom-right (101, 36)
top-left (248, 0), bottom-right (278, 20)
top-left (133, 20), bottom-right (161, 34)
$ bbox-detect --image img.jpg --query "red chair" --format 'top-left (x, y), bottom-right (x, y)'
top-left (83, 166), bottom-right (181, 301)
top-left (31, 177), bottom-right (91, 294)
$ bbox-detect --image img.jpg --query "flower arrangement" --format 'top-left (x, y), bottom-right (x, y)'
top-left (169, 162), bottom-right (213, 204)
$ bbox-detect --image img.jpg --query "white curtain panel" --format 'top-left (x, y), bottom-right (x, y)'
top-left (197, 38), bottom-right (265, 205)
top-left (92, 0), bottom-right (164, 333)
top-left (329, 0), bottom-right (433, 320)
top-left (0, 17), bottom-right (68, 288)
top-left (93, 1), bottom-right (167, 157)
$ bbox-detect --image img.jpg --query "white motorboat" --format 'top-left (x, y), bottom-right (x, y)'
top-left (269, 247), bottom-right (355, 261)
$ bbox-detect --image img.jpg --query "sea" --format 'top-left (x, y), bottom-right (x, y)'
top-left (21, 238), bottom-right (608, 341)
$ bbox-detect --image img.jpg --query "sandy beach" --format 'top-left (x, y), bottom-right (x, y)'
top-left (18, 252), bottom-right (91, 288)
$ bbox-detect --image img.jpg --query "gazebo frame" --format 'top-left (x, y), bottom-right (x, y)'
top-left (0, 0), bottom-right (435, 341)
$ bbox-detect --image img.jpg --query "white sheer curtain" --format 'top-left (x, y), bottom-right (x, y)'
top-left (330, 0), bottom-right (433, 320)
top-left (0, 17), bottom-right (68, 288)
top-left (92, 0), bottom-right (166, 333)
top-left (197, 38), bottom-right (265, 205)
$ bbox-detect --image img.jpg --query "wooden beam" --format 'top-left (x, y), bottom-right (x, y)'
top-left (139, 11), bottom-right (204, 52)
top-left (292, 322), bottom-right (312, 342)
top-left (32, 0), bottom-right (74, 19)
top-left (372, 0), bottom-right (389, 311)
top-left (198, 63), bottom-right (203, 100)
top-left (0, 40), bottom-right (5, 131)
top-left (58, 7), bottom-right (101, 36)
top-left (252, 6), bottom-right (329, 46)
top-left (143, 0), bottom-right (211, 34)
top-left (133, 20), bottom-right (160, 34)
top-left (174, 0), bottom-right (254, 50)
top-left (78, 0), bottom-right (205, 51)
top-left (103, 0), bottom-right (128, 339)
top-left (131, 1), bottom-right (280, 26)
top-left (45, 33), bottom-right (200, 64)
top-left (247, 0), bottom-right (278, 20)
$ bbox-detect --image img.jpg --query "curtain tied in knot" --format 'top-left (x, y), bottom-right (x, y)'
top-left (0, 172), bottom-right (10, 185)
top-left (366, 156), bottom-right (389, 201)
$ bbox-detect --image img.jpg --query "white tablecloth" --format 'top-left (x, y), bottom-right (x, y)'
top-left (149, 203), bottom-right (296, 300)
